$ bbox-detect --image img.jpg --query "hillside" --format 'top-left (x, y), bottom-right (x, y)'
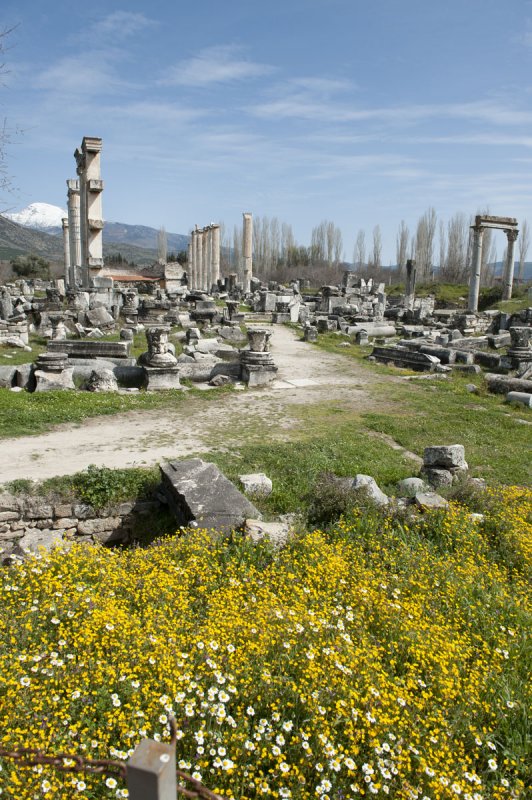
top-left (0, 216), bottom-right (167, 267)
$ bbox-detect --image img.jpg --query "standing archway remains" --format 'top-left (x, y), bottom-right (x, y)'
top-left (468, 215), bottom-right (518, 312)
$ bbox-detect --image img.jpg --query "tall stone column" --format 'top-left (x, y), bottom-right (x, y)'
top-left (197, 229), bottom-right (204, 291)
top-left (404, 259), bottom-right (416, 311)
top-left (67, 179), bottom-right (81, 288)
top-left (204, 226), bottom-right (212, 292)
top-left (242, 212), bottom-right (252, 293)
top-left (211, 224), bottom-right (221, 288)
top-left (75, 136), bottom-right (104, 287)
top-left (187, 241), bottom-right (193, 289)
top-left (467, 225), bottom-right (484, 313)
top-left (61, 218), bottom-right (71, 289)
top-left (502, 229), bottom-right (519, 301)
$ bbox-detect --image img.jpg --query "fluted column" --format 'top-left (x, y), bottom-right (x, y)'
top-left (502, 229), bottom-right (519, 301)
top-left (67, 179), bottom-right (81, 288)
top-left (197, 229), bottom-right (204, 291)
top-left (62, 218), bottom-right (71, 289)
top-left (211, 224), bottom-right (221, 287)
top-left (468, 225), bottom-right (484, 313)
top-left (242, 212), bottom-right (252, 293)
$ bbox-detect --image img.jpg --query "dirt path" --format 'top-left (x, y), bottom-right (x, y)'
top-left (0, 327), bottom-right (386, 483)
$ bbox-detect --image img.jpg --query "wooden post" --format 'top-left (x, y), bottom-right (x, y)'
top-left (127, 738), bottom-right (176, 800)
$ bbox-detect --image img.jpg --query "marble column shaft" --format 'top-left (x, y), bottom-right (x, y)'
top-left (211, 224), bottom-right (221, 287)
top-left (62, 218), bottom-right (71, 289)
top-left (242, 212), bottom-right (252, 292)
top-left (502, 229), bottom-right (519, 301)
top-left (468, 226), bottom-right (484, 313)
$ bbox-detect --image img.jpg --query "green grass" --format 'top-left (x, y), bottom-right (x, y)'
top-left (0, 335), bottom-right (47, 367)
top-left (0, 382), bottom-right (235, 439)
top-left (206, 415), bottom-right (415, 518)
top-left (310, 332), bottom-right (531, 486)
top-left (361, 375), bottom-right (531, 486)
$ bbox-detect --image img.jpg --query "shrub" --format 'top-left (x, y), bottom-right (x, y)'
top-left (71, 464), bottom-right (159, 509)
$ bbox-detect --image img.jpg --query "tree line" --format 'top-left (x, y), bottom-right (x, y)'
top-left (216, 209), bottom-right (530, 287)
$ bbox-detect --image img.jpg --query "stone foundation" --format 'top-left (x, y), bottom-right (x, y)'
top-left (0, 493), bottom-right (164, 563)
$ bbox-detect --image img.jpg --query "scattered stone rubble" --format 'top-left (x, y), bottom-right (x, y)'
top-left (1, 444), bottom-right (490, 564)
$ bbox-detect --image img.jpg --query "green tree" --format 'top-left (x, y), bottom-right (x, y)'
top-left (10, 254), bottom-right (50, 279)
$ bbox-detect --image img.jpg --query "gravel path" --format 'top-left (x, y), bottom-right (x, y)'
top-left (0, 327), bottom-right (383, 483)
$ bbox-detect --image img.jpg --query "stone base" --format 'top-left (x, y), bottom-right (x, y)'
top-left (34, 368), bottom-right (75, 392)
top-left (272, 312), bottom-right (291, 324)
top-left (242, 365), bottom-right (278, 386)
top-left (143, 366), bottom-right (183, 391)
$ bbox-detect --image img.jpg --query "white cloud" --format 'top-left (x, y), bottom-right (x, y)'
top-left (91, 11), bottom-right (157, 40)
top-left (34, 52), bottom-right (136, 95)
top-left (160, 45), bottom-right (275, 87)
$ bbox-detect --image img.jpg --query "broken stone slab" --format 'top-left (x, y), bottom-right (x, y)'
top-left (370, 345), bottom-right (440, 372)
top-left (244, 519), bottom-right (291, 548)
top-left (395, 477), bottom-right (430, 497)
top-left (0, 366), bottom-right (17, 388)
top-left (414, 492), bottom-right (449, 510)
top-left (14, 528), bottom-right (66, 556)
top-left (506, 391), bottom-right (532, 408)
top-left (34, 368), bottom-right (75, 392)
top-left (423, 445), bottom-right (467, 470)
top-left (352, 474), bottom-right (389, 506)
top-left (160, 459), bottom-right (261, 534)
top-left (420, 467), bottom-right (454, 489)
top-left (485, 373), bottom-right (532, 395)
top-left (86, 306), bottom-right (115, 328)
top-left (86, 368), bottom-right (119, 392)
top-left (453, 364), bottom-right (482, 375)
top-left (239, 473), bottom-right (273, 497)
top-left (15, 363), bottom-right (34, 390)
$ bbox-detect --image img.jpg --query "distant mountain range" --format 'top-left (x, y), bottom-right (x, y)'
top-left (2, 203), bottom-right (190, 264)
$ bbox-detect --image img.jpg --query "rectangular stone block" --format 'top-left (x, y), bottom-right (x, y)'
top-left (0, 511), bottom-right (19, 522)
top-left (53, 518), bottom-right (78, 530)
top-left (77, 517), bottom-right (122, 536)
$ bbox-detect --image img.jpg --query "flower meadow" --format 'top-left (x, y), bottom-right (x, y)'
top-left (0, 486), bottom-right (530, 800)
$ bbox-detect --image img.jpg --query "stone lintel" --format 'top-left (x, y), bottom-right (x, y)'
top-left (474, 214), bottom-right (518, 230)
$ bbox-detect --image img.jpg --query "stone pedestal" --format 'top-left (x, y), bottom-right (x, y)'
top-left (240, 328), bottom-right (277, 386)
top-left (34, 351), bottom-right (75, 392)
top-left (49, 313), bottom-right (67, 341)
top-left (507, 326), bottom-right (532, 370)
top-left (140, 326), bottom-right (182, 390)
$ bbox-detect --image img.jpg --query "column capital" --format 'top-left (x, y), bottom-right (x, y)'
top-left (505, 229), bottom-right (519, 242)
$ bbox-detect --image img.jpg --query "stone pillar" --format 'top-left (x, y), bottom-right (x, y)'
top-left (404, 259), bottom-right (416, 311)
top-left (67, 179), bottom-right (81, 288)
top-left (75, 136), bottom-right (104, 287)
top-left (211, 224), bottom-right (221, 288)
top-left (204, 226), bottom-right (212, 292)
top-left (188, 230), bottom-right (196, 289)
top-left (502, 229), bottom-right (519, 301)
top-left (467, 225), bottom-right (484, 313)
top-left (61, 218), bottom-right (71, 289)
top-left (197, 229), bottom-right (204, 291)
top-left (242, 212), bottom-right (252, 293)
top-left (187, 241), bottom-right (192, 288)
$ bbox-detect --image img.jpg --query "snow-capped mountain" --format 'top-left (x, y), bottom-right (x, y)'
top-left (4, 202), bottom-right (66, 231)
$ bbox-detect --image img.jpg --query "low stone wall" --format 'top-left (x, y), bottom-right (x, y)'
top-left (0, 492), bottom-right (163, 562)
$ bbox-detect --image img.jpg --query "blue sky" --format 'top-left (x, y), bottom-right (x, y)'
top-left (2, 0), bottom-right (532, 262)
